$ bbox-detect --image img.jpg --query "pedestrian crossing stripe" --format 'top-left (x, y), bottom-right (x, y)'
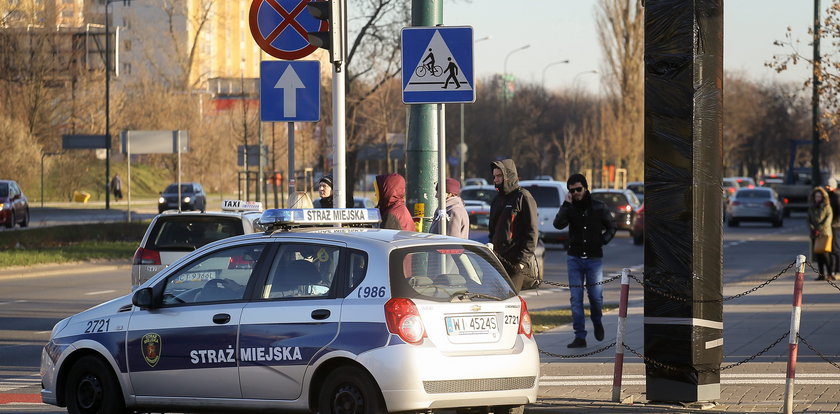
top-left (404, 30), bottom-right (473, 92)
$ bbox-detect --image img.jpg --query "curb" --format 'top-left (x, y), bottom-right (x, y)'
top-left (0, 259), bottom-right (131, 281)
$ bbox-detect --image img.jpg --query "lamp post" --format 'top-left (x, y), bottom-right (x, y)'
top-left (502, 44), bottom-right (530, 145)
top-left (460, 35), bottom-right (491, 184)
top-left (104, 0), bottom-right (128, 210)
top-left (573, 69), bottom-right (599, 87)
top-left (541, 59), bottom-right (570, 88)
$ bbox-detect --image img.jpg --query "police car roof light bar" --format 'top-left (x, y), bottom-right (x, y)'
top-left (259, 208), bottom-right (382, 232)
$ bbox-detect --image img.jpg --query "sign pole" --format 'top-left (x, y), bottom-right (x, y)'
top-left (334, 63), bottom-right (346, 208)
top-left (288, 122), bottom-right (295, 206)
top-left (127, 131), bottom-right (131, 222)
top-left (437, 103), bottom-right (446, 235)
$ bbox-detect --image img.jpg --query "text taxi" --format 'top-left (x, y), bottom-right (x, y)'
top-left (41, 208), bottom-right (539, 414)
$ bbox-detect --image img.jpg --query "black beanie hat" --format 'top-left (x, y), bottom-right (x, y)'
top-left (319, 175), bottom-right (333, 188)
top-left (567, 173), bottom-right (588, 189)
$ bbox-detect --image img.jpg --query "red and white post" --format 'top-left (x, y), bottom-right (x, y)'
top-left (612, 268), bottom-right (631, 402)
top-left (783, 254), bottom-right (806, 414)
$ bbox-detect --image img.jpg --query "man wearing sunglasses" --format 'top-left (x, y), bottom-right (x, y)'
top-left (553, 173), bottom-right (617, 348)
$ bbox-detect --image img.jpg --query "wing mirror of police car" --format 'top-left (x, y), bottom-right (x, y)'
top-left (132, 287), bottom-right (155, 309)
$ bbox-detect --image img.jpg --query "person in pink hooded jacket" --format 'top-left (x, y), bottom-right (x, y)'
top-left (375, 173), bottom-right (415, 231)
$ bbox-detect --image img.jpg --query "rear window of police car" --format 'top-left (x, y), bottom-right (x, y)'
top-left (148, 216), bottom-right (245, 251)
top-left (389, 245), bottom-right (516, 301)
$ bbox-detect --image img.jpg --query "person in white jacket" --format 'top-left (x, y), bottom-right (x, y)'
top-left (429, 178), bottom-right (469, 239)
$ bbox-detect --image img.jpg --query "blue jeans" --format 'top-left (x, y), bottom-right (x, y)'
top-left (567, 256), bottom-right (604, 340)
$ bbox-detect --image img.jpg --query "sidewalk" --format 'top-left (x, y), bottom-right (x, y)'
top-left (531, 272), bottom-right (840, 412)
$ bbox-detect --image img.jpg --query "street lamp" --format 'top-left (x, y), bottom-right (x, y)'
top-left (503, 44), bottom-right (530, 78)
top-left (104, 0), bottom-right (128, 210)
top-left (460, 35), bottom-right (491, 184)
top-left (541, 59), bottom-right (570, 88)
top-left (573, 70), bottom-right (598, 87)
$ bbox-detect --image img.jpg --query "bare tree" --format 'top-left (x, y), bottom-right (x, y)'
top-left (596, 0), bottom-right (644, 180)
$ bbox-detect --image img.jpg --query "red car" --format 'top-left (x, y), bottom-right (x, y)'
top-left (0, 180), bottom-right (30, 228)
top-left (632, 203), bottom-right (644, 245)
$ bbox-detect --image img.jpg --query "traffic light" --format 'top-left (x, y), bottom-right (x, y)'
top-left (306, 0), bottom-right (343, 64)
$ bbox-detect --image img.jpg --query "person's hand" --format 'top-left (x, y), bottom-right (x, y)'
top-left (814, 230), bottom-right (821, 238)
top-left (565, 191), bottom-right (573, 203)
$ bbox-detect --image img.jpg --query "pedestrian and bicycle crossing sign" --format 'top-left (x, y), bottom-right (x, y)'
top-left (402, 26), bottom-right (475, 104)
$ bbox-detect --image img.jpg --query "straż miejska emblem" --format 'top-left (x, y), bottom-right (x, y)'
top-left (142, 333), bottom-right (161, 367)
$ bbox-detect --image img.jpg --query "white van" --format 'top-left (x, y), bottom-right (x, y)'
top-left (519, 180), bottom-right (569, 248)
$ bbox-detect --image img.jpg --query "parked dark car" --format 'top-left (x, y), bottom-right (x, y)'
top-left (590, 189), bottom-right (641, 234)
top-left (158, 182), bottom-right (207, 213)
top-left (0, 180), bottom-right (29, 228)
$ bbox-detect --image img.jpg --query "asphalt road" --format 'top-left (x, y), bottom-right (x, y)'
top-left (0, 213), bottom-right (817, 413)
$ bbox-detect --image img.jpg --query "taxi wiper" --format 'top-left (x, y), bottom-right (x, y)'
top-left (450, 291), bottom-right (501, 301)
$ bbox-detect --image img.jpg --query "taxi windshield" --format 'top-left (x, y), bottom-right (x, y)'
top-left (0, 183), bottom-right (7, 197)
top-left (389, 245), bottom-right (516, 302)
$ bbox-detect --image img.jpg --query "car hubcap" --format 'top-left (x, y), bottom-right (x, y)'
top-left (76, 374), bottom-right (103, 411)
top-left (332, 384), bottom-right (364, 414)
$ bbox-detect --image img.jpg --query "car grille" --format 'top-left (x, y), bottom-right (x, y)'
top-left (423, 376), bottom-right (536, 394)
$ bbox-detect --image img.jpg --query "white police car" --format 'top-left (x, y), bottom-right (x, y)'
top-left (131, 200), bottom-right (264, 290)
top-left (42, 208), bottom-right (539, 414)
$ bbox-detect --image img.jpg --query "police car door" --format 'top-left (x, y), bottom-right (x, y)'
top-left (238, 241), bottom-right (344, 400)
top-left (126, 242), bottom-right (270, 399)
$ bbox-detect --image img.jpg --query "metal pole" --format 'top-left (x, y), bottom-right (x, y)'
top-left (127, 132), bottom-right (131, 222)
top-left (288, 122), bottom-right (295, 204)
top-left (407, 0), bottom-right (442, 232)
top-left (40, 154), bottom-right (46, 208)
top-left (612, 268), bottom-right (631, 402)
top-left (177, 130), bottom-right (182, 212)
top-left (812, 0), bottom-right (822, 186)
top-left (104, 1), bottom-right (112, 210)
top-left (334, 60), bottom-right (347, 208)
top-left (437, 103), bottom-right (446, 235)
top-left (459, 104), bottom-right (464, 184)
top-left (784, 255), bottom-right (807, 414)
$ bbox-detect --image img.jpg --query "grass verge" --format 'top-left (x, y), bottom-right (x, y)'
top-left (0, 223), bottom-right (147, 268)
top-left (531, 305), bottom-right (617, 334)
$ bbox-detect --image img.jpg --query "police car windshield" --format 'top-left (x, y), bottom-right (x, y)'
top-left (389, 245), bottom-right (516, 302)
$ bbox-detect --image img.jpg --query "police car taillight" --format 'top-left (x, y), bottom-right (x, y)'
top-left (132, 247), bottom-right (161, 266)
top-left (518, 296), bottom-right (533, 338)
top-left (385, 298), bottom-right (426, 344)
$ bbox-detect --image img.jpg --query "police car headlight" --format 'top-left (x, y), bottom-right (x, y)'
top-left (51, 318), bottom-right (70, 338)
top-left (183, 196), bottom-right (191, 203)
top-left (158, 197), bottom-right (165, 204)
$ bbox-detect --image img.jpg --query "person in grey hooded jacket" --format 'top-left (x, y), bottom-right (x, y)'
top-left (430, 177), bottom-right (470, 239)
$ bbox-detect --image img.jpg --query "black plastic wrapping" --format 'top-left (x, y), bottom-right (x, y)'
top-left (643, 0), bottom-right (724, 402)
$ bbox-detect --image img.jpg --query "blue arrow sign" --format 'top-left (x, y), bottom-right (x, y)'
top-left (260, 60), bottom-right (320, 122)
top-left (402, 26), bottom-right (475, 104)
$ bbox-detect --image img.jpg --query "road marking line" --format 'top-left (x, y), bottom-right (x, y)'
top-left (85, 290), bottom-right (116, 296)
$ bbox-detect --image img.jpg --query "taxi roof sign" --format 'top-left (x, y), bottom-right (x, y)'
top-left (259, 208), bottom-right (381, 230)
top-left (222, 200), bottom-right (264, 212)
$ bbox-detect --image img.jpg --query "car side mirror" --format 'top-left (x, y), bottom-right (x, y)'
top-left (132, 287), bottom-right (155, 309)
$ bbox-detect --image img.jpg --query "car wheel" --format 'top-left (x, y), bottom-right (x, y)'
top-left (20, 209), bottom-right (29, 228)
top-left (727, 218), bottom-right (739, 228)
top-left (491, 405), bottom-right (525, 414)
top-left (773, 217), bottom-right (783, 227)
top-left (5, 211), bottom-right (14, 228)
top-left (783, 208), bottom-right (790, 218)
top-left (318, 366), bottom-right (384, 414)
top-left (64, 355), bottom-right (127, 414)
top-left (633, 232), bottom-right (643, 245)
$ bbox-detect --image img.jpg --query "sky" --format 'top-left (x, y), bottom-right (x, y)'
top-left (443, 0), bottom-right (820, 94)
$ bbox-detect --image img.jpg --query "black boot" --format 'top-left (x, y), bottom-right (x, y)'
top-left (567, 338), bottom-right (587, 348)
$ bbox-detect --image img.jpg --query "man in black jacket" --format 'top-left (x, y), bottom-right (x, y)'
top-left (553, 173), bottom-right (616, 348)
top-left (488, 159), bottom-right (539, 293)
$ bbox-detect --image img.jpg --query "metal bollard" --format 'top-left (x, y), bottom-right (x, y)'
top-left (612, 268), bottom-right (631, 402)
top-left (783, 254), bottom-right (806, 414)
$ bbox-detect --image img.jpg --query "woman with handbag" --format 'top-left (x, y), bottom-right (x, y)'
top-left (808, 186), bottom-right (834, 280)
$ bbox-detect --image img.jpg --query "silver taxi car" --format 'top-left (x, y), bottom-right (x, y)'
top-left (42, 208), bottom-right (539, 414)
top-left (131, 200), bottom-right (264, 290)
